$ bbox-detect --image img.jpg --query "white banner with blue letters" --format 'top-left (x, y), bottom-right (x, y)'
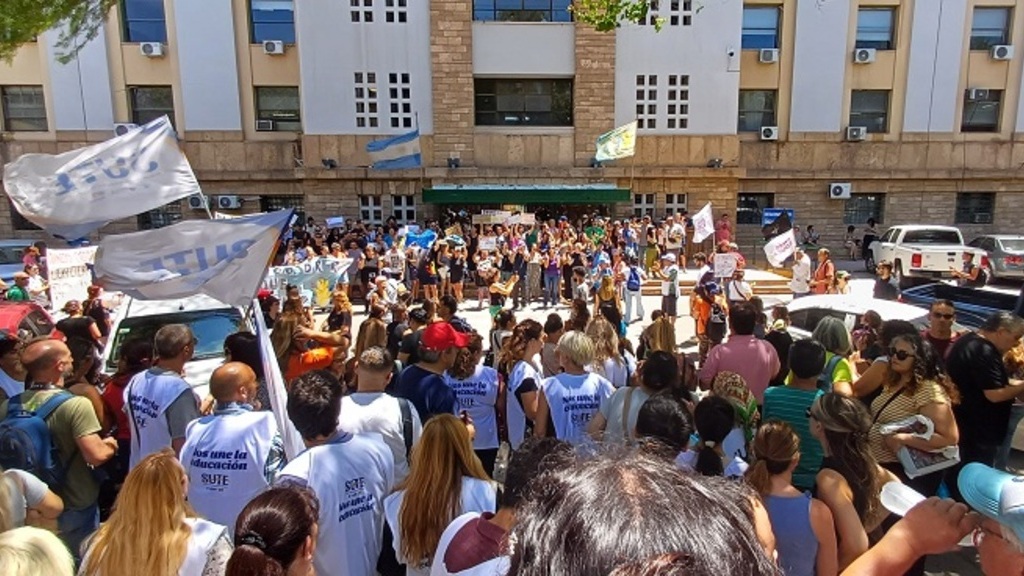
top-left (3, 116), bottom-right (201, 239)
top-left (93, 210), bottom-right (292, 307)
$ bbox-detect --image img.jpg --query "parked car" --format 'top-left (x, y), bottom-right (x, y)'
top-left (0, 301), bottom-right (58, 341)
top-left (785, 294), bottom-right (959, 340)
top-left (869, 225), bottom-right (987, 288)
top-left (967, 235), bottom-right (1024, 283)
top-left (0, 240), bottom-right (35, 286)
top-left (101, 294), bottom-right (249, 399)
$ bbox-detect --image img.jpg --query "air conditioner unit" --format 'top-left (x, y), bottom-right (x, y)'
top-left (991, 44), bottom-right (1014, 60)
top-left (846, 126), bottom-right (868, 141)
top-left (187, 195), bottom-right (208, 210)
top-left (760, 126), bottom-right (779, 141)
top-left (263, 40), bottom-right (285, 55)
top-left (217, 195), bottom-right (243, 210)
top-left (829, 183), bottom-right (852, 200)
top-left (853, 48), bottom-right (876, 64)
top-left (758, 48), bottom-right (779, 64)
top-left (113, 123), bottom-right (139, 137)
top-left (967, 88), bottom-right (991, 101)
top-left (140, 42), bottom-right (164, 58)
top-left (255, 119), bottom-right (275, 132)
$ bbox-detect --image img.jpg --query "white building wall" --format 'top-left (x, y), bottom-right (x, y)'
top-left (296, 0), bottom-right (433, 135)
top-left (789, 0), bottom-right (851, 132)
top-left (614, 1), bottom-right (743, 135)
top-left (904, 0), bottom-right (968, 132)
top-left (171, 0), bottom-right (243, 131)
top-left (473, 23), bottom-right (575, 76)
top-left (42, 27), bottom-right (115, 131)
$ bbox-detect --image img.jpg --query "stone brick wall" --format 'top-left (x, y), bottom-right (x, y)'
top-left (430, 0), bottom-right (475, 167)
top-left (573, 24), bottom-right (616, 166)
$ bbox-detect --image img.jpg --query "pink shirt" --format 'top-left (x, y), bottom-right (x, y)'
top-left (714, 219), bottom-right (732, 243)
top-left (699, 335), bottom-right (780, 403)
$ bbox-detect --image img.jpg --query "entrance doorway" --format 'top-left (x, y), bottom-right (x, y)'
top-left (529, 204), bottom-right (611, 224)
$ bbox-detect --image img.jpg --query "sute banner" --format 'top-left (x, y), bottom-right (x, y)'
top-left (262, 256), bottom-right (353, 308)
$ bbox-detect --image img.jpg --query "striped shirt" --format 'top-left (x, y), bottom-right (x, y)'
top-left (763, 386), bottom-right (825, 490)
top-left (868, 380), bottom-right (950, 464)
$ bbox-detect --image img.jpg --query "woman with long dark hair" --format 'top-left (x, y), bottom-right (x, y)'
top-left (226, 486), bottom-right (319, 576)
top-left (679, 396), bottom-right (748, 478)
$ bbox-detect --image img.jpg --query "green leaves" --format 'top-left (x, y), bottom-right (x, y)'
top-left (570, 0), bottom-right (662, 32)
top-left (0, 0), bottom-right (117, 63)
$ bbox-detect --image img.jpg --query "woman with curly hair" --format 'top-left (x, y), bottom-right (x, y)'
top-left (868, 332), bottom-right (959, 498)
top-left (445, 333), bottom-right (501, 474)
top-left (809, 393), bottom-right (899, 571)
top-left (383, 415), bottom-right (495, 576)
top-left (500, 320), bottom-right (545, 449)
top-left (585, 317), bottom-right (635, 389)
top-left (80, 449), bottom-right (231, 576)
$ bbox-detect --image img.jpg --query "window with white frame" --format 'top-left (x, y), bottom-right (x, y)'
top-left (635, 75), bottom-right (658, 130)
top-left (665, 75), bottom-right (689, 130)
top-left (384, 0), bottom-right (407, 22)
top-left (633, 193), bottom-right (655, 218)
top-left (360, 196), bottom-right (383, 224)
top-left (351, 0), bottom-right (373, 22)
top-left (643, 0), bottom-right (692, 26)
top-left (392, 195), bottom-right (416, 223)
top-left (664, 193), bottom-right (687, 216)
top-left (354, 72), bottom-right (379, 128)
top-left (138, 201), bottom-right (183, 230)
top-left (388, 73), bottom-right (413, 129)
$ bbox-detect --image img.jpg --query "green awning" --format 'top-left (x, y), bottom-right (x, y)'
top-left (422, 184), bottom-right (631, 204)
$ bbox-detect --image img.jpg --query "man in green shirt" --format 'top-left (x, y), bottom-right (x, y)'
top-left (5, 272), bottom-right (30, 301)
top-left (0, 339), bottom-right (118, 560)
top-left (763, 339), bottom-right (827, 491)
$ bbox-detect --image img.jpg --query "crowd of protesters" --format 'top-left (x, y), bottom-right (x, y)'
top-left (1, 213), bottom-right (1024, 576)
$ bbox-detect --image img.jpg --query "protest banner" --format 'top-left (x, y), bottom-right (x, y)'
top-left (479, 237), bottom-right (497, 251)
top-left (764, 229), bottom-right (797, 267)
top-left (261, 256), bottom-right (352, 308)
top-left (713, 253), bottom-right (738, 278)
top-left (326, 216), bottom-right (345, 228)
top-left (47, 246), bottom-right (98, 310)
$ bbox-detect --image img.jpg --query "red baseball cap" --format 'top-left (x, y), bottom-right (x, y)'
top-left (421, 322), bottom-right (470, 351)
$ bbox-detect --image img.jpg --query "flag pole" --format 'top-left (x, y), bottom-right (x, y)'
top-left (416, 112), bottom-right (426, 212)
top-left (628, 117), bottom-right (638, 194)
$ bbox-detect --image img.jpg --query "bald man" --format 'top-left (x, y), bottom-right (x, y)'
top-left (0, 338), bottom-right (117, 561)
top-left (179, 361), bottom-right (285, 530)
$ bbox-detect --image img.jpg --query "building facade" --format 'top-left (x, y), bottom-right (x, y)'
top-left (1, 0), bottom-right (1024, 248)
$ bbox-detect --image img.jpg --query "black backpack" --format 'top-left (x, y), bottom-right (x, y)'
top-left (707, 303), bottom-right (727, 343)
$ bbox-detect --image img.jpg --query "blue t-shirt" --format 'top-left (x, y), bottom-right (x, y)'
top-left (392, 364), bottom-right (457, 423)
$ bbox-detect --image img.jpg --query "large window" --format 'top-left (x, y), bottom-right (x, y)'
top-left (962, 89), bottom-right (1002, 132)
top-left (633, 194), bottom-right (654, 218)
top-left (855, 8), bottom-right (895, 50)
top-left (1, 86), bottom-right (47, 132)
top-left (971, 7), bottom-right (1011, 50)
top-left (138, 201), bottom-right (183, 230)
top-left (737, 90), bottom-right (776, 132)
top-left (473, 0), bottom-right (572, 22)
top-left (250, 0), bottom-right (295, 44)
top-left (392, 195), bottom-right (416, 224)
top-left (360, 196), bottom-right (383, 225)
top-left (129, 86), bottom-right (174, 127)
top-left (843, 195), bottom-right (885, 225)
top-left (849, 90), bottom-right (890, 133)
top-left (664, 194), bottom-right (687, 216)
top-left (474, 79), bottom-right (573, 127)
top-left (255, 87), bottom-right (301, 131)
top-left (737, 193), bottom-right (773, 225)
top-left (955, 193), bottom-right (995, 224)
top-left (121, 0), bottom-right (167, 43)
top-left (741, 6), bottom-right (779, 50)
top-left (261, 196), bottom-right (305, 222)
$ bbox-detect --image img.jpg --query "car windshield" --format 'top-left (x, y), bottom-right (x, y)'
top-left (0, 246), bottom-right (28, 265)
top-left (106, 309), bottom-right (243, 371)
top-left (902, 230), bottom-right (962, 245)
top-left (1000, 239), bottom-right (1024, 252)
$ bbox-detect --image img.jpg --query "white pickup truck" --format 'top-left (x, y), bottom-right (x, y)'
top-left (869, 225), bottom-right (988, 288)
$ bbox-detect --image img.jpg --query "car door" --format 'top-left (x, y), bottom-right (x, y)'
top-left (873, 228), bottom-right (897, 262)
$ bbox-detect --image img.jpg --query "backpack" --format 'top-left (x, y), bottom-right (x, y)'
top-left (707, 303), bottom-right (727, 343)
top-left (0, 391), bottom-right (74, 490)
top-left (816, 354), bottom-right (845, 393)
top-left (626, 266), bottom-right (641, 292)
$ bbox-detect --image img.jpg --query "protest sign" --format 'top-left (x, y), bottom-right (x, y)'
top-left (479, 237), bottom-right (497, 251)
top-left (713, 253), bottom-right (738, 278)
top-left (326, 216), bottom-right (345, 228)
top-left (47, 247), bottom-right (98, 310)
top-left (261, 256), bottom-right (352, 308)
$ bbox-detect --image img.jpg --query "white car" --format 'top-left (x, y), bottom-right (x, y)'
top-left (869, 225), bottom-right (987, 288)
top-left (785, 295), bottom-right (936, 340)
top-left (101, 294), bottom-right (249, 399)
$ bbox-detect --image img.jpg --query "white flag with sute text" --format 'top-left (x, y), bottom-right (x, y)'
top-left (764, 229), bottom-right (797, 268)
top-left (692, 203), bottom-right (715, 244)
top-left (3, 116), bottom-right (201, 239)
top-left (93, 210), bottom-right (292, 307)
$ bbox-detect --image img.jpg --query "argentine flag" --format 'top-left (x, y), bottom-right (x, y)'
top-left (366, 128), bottom-right (422, 169)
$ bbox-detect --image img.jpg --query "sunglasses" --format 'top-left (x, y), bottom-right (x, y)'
top-left (888, 348), bottom-right (915, 361)
top-left (931, 312), bottom-right (954, 320)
